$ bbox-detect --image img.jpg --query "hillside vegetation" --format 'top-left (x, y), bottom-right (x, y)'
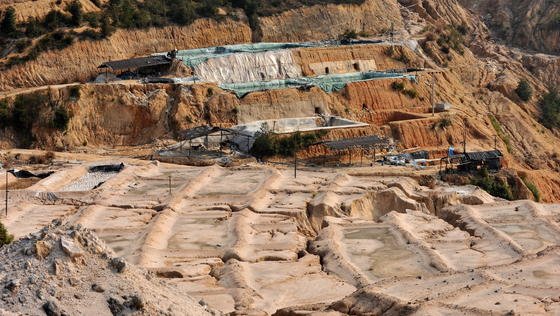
top-left (0, 0), bottom-right (365, 69)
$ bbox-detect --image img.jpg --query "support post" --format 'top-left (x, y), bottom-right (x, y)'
top-left (168, 175), bottom-right (172, 195)
top-left (349, 149), bottom-right (352, 166)
top-left (360, 148), bottom-right (363, 166)
top-left (4, 168), bottom-right (7, 217)
top-left (463, 118), bottom-right (467, 154)
top-left (431, 73), bottom-right (436, 117)
top-left (293, 148), bottom-right (297, 178)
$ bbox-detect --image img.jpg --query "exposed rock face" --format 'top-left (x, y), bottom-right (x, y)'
top-left (259, 0), bottom-right (404, 42)
top-left (459, 0), bottom-right (560, 54)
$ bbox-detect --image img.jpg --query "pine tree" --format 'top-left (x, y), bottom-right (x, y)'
top-left (0, 7), bottom-right (17, 37)
top-left (68, 0), bottom-right (83, 26)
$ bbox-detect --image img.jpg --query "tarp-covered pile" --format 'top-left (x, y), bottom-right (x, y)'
top-left (220, 71), bottom-right (417, 97)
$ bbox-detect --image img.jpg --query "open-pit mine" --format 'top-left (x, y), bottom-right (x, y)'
top-left (2, 0), bottom-right (560, 315)
top-left (1, 151), bottom-right (559, 315)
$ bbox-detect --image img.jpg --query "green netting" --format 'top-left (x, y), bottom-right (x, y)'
top-left (219, 71), bottom-right (417, 97)
top-left (171, 40), bottom-right (385, 67)
top-left (175, 42), bottom-right (321, 67)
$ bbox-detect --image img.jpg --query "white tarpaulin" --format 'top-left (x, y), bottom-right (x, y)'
top-left (194, 49), bottom-right (303, 84)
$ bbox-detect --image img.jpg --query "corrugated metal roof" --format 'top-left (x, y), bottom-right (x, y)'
top-left (464, 150), bottom-right (502, 161)
top-left (322, 135), bottom-right (392, 150)
top-left (98, 56), bottom-right (172, 71)
top-left (178, 126), bottom-right (250, 141)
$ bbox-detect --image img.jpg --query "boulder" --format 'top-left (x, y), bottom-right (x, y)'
top-left (35, 241), bottom-right (52, 259)
top-left (60, 237), bottom-right (83, 258)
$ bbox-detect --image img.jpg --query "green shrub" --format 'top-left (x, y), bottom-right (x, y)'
top-left (0, 6), bottom-right (17, 37)
top-left (0, 221), bottom-right (14, 247)
top-left (521, 177), bottom-right (541, 202)
top-left (403, 88), bottom-right (418, 99)
top-left (24, 18), bottom-right (46, 37)
top-left (515, 79), bottom-right (532, 102)
top-left (385, 46), bottom-right (410, 64)
top-left (12, 94), bottom-right (43, 130)
top-left (52, 106), bottom-right (70, 130)
top-left (489, 114), bottom-right (512, 153)
top-left (43, 10), bottom-right (70, 30)
top-left (250, 129), bottom-right (326, 159)
top-left (539, 90), bottom-right (560, 129)
top-left (100, 15), bottom-right (115, 38)
top-left (339, 29), bottom-right (358, 41)
top-left (67, 0), bottom-right (83, 26)
top-left (69, 86), bottom-right (81, 100)
top-left (471, 168), bottom-right (513, 201)
top-left (0, 99), bottom-right (9, 128)
top-left (432, 115), bottom-right (452, 130)
top-left (391, 81), bottom-right (405, 91)
top-left (84, 12), bottom-right (100, 27)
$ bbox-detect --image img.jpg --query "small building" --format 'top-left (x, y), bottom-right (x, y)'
top-left (435, 102), bottom-right (452, 112)
top-left (459, 150), bottom-right (503, 171)
top-left (97, 55), bottom-right (173, 79)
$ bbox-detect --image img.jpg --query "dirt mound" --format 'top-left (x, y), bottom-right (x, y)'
top-left (0, 219), bottom-right (212, 315)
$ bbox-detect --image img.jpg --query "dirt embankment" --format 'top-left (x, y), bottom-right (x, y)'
top-left (292, 45), bottom-right (421, 76)
top-left (258, 0), bottom-right (403, 42)
top-left (0, 19), bottom-right (252, 92)
top-left (459, 0), bottom-right (560, 55)
top-left (0, 0), bottom-right (103, 22)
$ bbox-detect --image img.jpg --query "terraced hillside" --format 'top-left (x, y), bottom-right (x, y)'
top-left (1, 153), bottom-right (559, 314)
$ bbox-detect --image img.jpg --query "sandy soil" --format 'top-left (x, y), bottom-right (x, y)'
top-left (1, 153), bottom-right (559, 315)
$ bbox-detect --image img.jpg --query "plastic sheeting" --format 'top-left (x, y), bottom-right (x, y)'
top-left (159, 40), bottom-right (386, 68)
top-left (193, 49), bottom-right (303, 83)
top-left (219, 71), bottom-right (417, 97)
top-left (173, 42), bottom-right (321, 67)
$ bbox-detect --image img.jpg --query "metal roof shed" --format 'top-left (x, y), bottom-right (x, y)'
top-left (98, 56), bottom-right (172, 72)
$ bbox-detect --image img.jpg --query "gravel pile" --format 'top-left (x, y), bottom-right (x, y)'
top-left (61, 172), bottom-right (118, 192)
top-left (0, 220), bottom-right (214, 316)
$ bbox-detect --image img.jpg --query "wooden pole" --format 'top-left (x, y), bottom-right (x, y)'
top-left (360, 148), bottom-right (363, 166)
top-left (5, 168), bottom-right (8, 217)
top-left (431, 73), bottom-right (436, 117)
top-left (463, 118), bottom-right (467, 154)
top-left (168, 175), bottom-right (172, 195)
top-left (294, 149), bottom-right (297, 178)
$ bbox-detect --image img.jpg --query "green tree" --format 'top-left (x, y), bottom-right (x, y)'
top-left (515, 78), bottom-right (533, 102)
top-left (540, 90), bottom-right (560, 129)
top-left (0, 99), bottom-right (9, 128)
top-left (100, 15), bottom-right (114, 37)
top-left (0, 7), bottom-right (17, 37)
top-left (339, 29), bottom-right (358, 41)
top-left (68, 0), bottom-right (83, 26)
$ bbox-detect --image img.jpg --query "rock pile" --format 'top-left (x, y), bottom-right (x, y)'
top-left (0, 219), bottom-right (213, 315)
